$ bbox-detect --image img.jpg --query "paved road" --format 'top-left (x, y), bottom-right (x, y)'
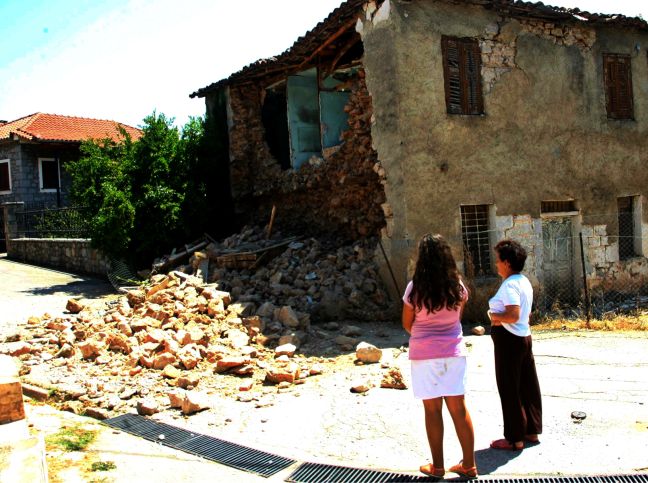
top-left (2, 257), bottom-right (648, 481)
top-left (0, 254), bottom-right (115, 339)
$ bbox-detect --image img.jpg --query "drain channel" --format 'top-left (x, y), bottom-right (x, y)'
top-left (286, 462), bottom-right (439, 482)
top-left (104, 413), bottom-right (295, 478)
top-left (286, 464), bottom-right (648, 483)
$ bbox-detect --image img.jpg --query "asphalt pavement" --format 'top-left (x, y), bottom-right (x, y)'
top-left (1, 256), bottom-right (647, 482)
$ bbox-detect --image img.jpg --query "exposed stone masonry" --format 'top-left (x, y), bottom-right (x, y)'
top-left (480, 17), bottom-right (596, 92)
top-left (9, 239), bottom-right (110, 277)
top-left (227, 70), bottom-right (386, 241)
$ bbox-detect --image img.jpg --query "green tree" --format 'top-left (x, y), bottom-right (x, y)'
top-left (67, 112), bottom-right (217, 267)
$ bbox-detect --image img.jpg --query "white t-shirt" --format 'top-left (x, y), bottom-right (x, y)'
top-left (489, 273), bottom-right (533, 337)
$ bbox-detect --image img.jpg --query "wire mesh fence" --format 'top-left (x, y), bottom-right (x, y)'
top-left (445, 224), bottom-right (648, 320)
top-left (15, 205), bottom-right (92, 239)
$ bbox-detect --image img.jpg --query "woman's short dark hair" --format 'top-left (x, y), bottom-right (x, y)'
top-left (494, 239), bottom-right (527, 273)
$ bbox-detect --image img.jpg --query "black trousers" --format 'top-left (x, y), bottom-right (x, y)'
top-left (491, 326), bottom-right (543, 442)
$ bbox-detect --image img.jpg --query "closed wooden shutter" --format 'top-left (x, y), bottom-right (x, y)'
top-left (603, 54), bottom-right (633, 120)
top-left (442, 36), bottom-right (483, 115)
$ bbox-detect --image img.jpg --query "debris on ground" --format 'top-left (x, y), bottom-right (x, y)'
top-left (0, 226), bottom-right (402, 419)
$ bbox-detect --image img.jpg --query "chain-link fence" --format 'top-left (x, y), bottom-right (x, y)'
top-left (412, 220), bottom-right (648, 321)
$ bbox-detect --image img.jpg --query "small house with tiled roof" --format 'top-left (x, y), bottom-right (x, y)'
top-left (192, 0), bottom-right (648, 313)
top-left (0, 113), bottom-right (141, 208)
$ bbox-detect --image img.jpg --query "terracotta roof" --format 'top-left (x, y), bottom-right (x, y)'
top-left (0, 113), bottom-right (142, 143)
top-left (190, 0), bottom-right (648, 98)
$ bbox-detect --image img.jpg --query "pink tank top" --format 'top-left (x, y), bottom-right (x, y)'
top-left (402, 280), bottom-right (467, 360)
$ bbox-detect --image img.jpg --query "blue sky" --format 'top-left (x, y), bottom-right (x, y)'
top-left (0, 0), bottom-right (646, 128)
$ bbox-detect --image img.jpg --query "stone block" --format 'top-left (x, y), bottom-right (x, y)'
top-left (0, 381), bottom-right (24, 424)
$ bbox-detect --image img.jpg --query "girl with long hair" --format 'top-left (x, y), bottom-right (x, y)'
top-left (402, 234), bottom-right (477, 479)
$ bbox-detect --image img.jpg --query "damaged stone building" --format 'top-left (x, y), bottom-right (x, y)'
top-left (192, 0), bottom-right (648, 309)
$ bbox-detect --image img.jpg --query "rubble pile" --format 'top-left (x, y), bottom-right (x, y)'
top-left (199, 226), bottom-right (394, 322)
top-left (1, 229), bottom-right (401, 418)
top-left (3, 271), bottom-right (336, 417)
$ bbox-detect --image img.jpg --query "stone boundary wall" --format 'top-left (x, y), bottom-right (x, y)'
top-left (8, 238), bottom-right (110, 277)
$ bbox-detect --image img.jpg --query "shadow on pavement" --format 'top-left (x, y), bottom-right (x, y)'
top-left (475, 447), bottom-right (522, 475)
top-left (20, 280), bottom-right (115, 299)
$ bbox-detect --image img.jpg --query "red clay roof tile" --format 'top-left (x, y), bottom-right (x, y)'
top-left (0, 113), bottom-right (142, 143)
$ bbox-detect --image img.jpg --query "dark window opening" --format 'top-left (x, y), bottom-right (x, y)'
top-left (442, 36), bottom-right (484, 115)
top-left (618, 196), bottom-right (636, 260)
top-left (0, 161), bottom-right (9, 192)
top-left (461, 204), bottom-right (491, 277)
top-left (262, 89), bottom-right (291, 170)
top-left (603, 53), bottom-right (634, 120)
top-left (541, 200), bottom-right (577, 213)
top-left (41, 158), bottom-right (59, 190)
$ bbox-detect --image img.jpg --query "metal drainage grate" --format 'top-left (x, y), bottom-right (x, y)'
top-left (287, 464), bottom-right (648, 483)
top-left (287, 462), bottom-right (441, 483)
top-left (104, 413), bottom-right (295, 478)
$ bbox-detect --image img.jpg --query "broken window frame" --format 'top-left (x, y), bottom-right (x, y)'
top-left (603, 53), bottom-right (634, 120)
top-left (442, 36), bottom-right (484, 116)
top-left (460, 204), bottom-right (493, 277)
top-left (0, 159), bottom-right (11, 193)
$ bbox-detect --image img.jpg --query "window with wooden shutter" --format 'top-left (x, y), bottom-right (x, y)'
top-left (603, 54), bottom-right (633, 120)
top-left (442, 36), bottom-right (484, 115)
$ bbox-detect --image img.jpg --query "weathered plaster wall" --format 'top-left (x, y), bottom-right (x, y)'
top-left (222, 72), bottom-right (386, 241)
top-left (361, 0), bottom-right (648, 297)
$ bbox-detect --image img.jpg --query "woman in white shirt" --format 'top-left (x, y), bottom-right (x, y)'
top-left (487, 239), bottom-right (542, 451)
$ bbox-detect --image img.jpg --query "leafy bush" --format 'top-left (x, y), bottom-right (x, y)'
top-left (66, 112), bottom-right (220, 267)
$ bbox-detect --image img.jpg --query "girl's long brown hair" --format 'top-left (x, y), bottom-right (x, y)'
top-left (409, 233), bottom-right (464, 312)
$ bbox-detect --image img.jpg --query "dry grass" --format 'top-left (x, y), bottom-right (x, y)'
top-left (532, 312), bottom-right (648, 332)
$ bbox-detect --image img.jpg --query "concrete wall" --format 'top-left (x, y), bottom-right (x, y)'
top-left (360, 0), bottom-right (648, 295)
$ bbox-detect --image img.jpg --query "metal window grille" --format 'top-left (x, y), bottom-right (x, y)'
top-left (618, 196), bottom-right (635, 260)
top-left (541, 200), bottom-right (577, 213)
top-left (461, 204), bottom-right (491, 276)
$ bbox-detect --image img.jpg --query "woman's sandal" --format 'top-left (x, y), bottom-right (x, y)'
top-left (419, 463), bottom-right (445, 479)
top-left (490, 438), bottom-right (523, 451)
top-left (449, 462), bottom-right (478, 479)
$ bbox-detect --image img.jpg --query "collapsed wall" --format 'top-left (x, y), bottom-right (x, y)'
top-left (226, 70), bottom-right (387, 242)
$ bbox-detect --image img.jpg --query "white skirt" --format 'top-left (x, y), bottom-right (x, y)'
top-left (410, 356), bottom-right (467, 399)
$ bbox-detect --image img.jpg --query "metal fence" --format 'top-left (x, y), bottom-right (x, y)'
top-left (15, 205), bottom-right (91, 239)
top-left (452, 226), bottom-right (648, 320)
